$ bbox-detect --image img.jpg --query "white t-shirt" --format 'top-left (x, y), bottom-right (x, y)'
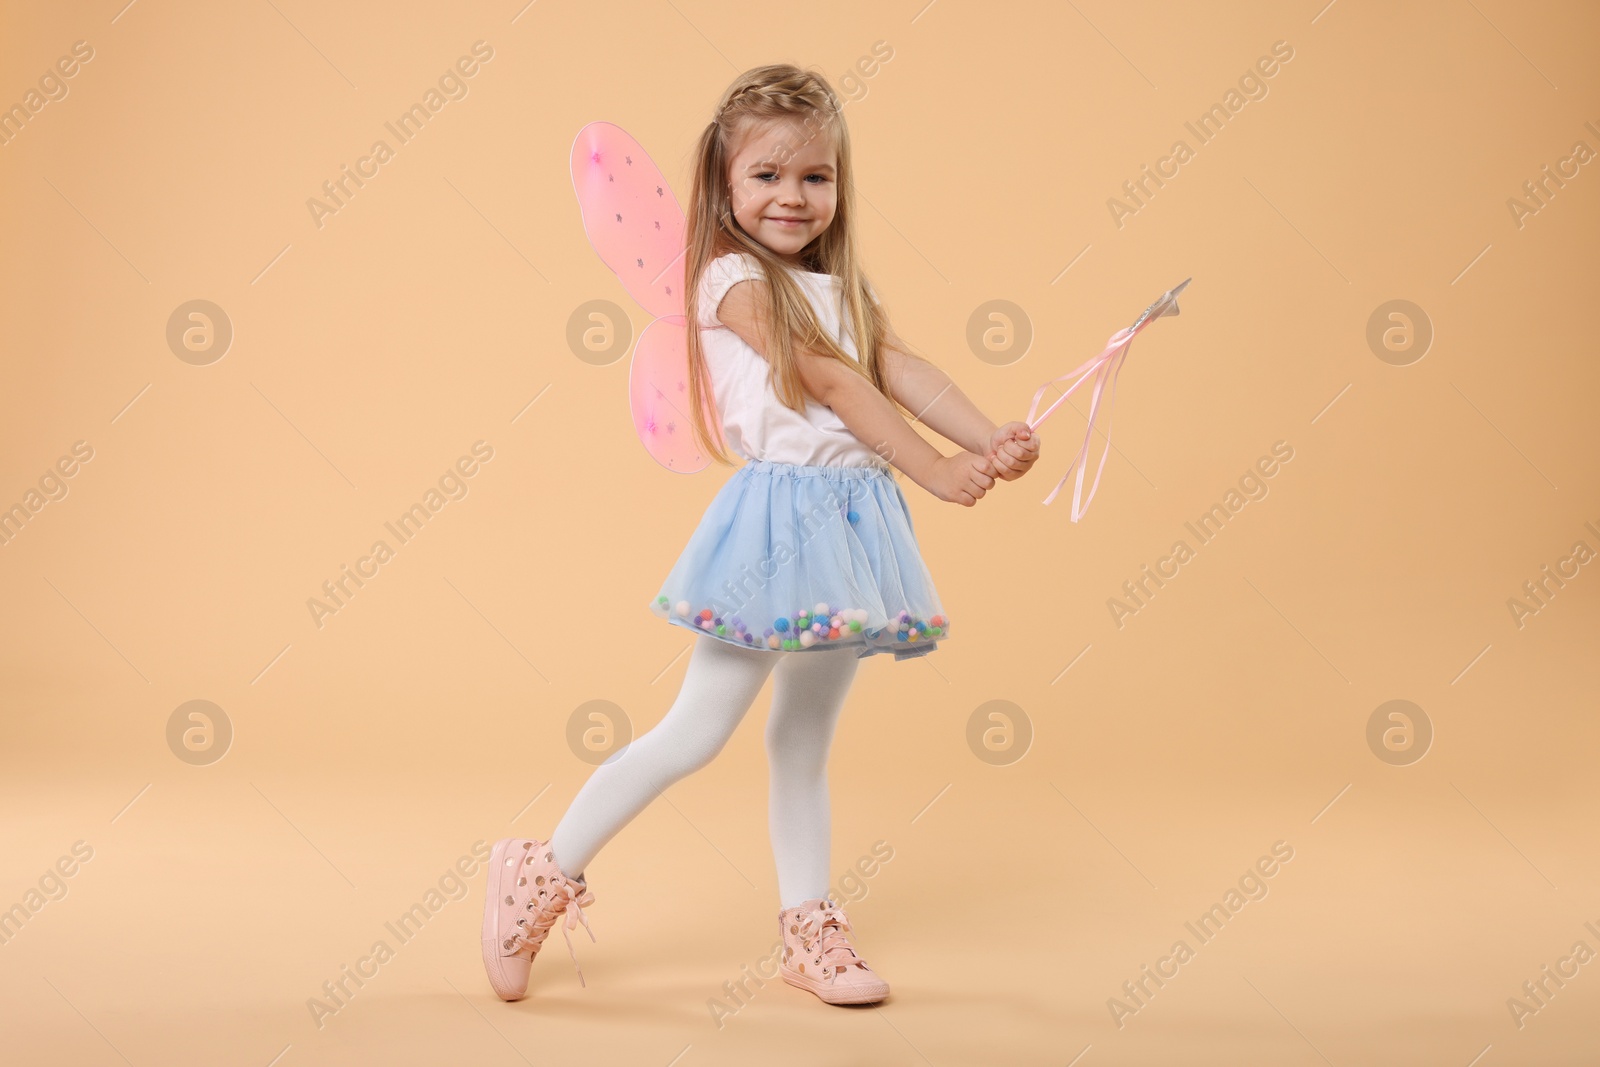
top-left (696, 251), bottom-right (888, 469)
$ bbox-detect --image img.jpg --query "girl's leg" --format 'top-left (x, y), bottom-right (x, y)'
top-left (764, 645), bottom-right (860, 908)
top-left (548, 635), bottom-right (777, 880)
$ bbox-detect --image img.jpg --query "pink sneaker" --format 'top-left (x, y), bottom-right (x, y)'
top-left (778, 896), bottom-right (889, 1005)
top-left (481, 836), bottom-right (596, 1001)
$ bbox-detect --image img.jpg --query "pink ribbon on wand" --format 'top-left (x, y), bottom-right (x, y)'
top-left (1023, 278), bottom-right (1191, 522)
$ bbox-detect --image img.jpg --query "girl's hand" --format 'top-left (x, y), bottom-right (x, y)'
top-left (985, 422), bottom-right (1041, 482)
top-left (928, 451), bottom-right (997, 507)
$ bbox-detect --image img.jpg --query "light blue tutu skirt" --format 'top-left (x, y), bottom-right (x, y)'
top-left (649, 460), bottom-right (951, 660)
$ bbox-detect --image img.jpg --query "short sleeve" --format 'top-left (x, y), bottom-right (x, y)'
top-left (697, 253), bottom-right (765, 328)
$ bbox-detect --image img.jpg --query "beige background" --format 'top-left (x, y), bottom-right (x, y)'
top-left (2, 1), bottom-right (1597, 1064)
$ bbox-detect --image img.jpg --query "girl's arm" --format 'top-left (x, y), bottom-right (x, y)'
top-left (879, 325), bottom-right (996, 456)
top-left (803, 357), bottom-right (951, 490)
top-left (715, 281), bottom-right (997, 505)
top-left (881, 321), bottom-right (1041, 481)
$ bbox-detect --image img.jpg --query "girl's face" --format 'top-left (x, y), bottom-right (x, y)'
top-left (726, 118), bottom-right (838, 267)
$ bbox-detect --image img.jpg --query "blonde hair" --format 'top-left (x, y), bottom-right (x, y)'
top-left (682, 63), bottom-right (896, 467)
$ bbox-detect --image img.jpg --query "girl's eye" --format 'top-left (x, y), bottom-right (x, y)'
top-left (756, 173), bottom-right (830, 184)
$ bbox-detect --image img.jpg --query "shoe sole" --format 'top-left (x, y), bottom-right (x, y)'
top-left (481, 837), bottom-right (530, 1001)
top-left (779, 964), bottom-right (888, 1005)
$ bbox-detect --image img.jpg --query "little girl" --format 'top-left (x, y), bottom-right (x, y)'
top-left (482, 64), bottom-right (1040, 1006)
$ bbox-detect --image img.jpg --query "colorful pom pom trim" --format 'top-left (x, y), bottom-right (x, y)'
top-left (649, 595), bottom-right (947, 650)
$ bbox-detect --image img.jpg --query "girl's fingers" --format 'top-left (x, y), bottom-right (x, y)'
top-left (991, 437), bottom-right (1037, 479)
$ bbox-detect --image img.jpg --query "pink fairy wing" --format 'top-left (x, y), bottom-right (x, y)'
top-left (628, 316), bottom-right (713, 472)
top-left (569, 121), bottom-right (687, 319)
top-left (570, 120), bottom-right (706, 472)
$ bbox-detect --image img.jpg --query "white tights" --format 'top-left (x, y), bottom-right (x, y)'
top-left (548, 635), bottom-right (859, 909)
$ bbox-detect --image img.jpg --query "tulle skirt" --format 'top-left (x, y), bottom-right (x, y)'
top-left (649, 460), bottom-right (950, 660)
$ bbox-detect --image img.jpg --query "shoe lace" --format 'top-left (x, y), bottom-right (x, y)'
top-left (514, 876), bottom-right (597, 987)
top-left (797, 900), bottom-right (865, 979)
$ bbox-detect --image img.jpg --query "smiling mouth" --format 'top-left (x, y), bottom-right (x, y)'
top-left (768, 218), bottom-right (808, 225)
